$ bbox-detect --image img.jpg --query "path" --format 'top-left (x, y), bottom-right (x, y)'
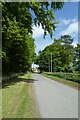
top-left (32, 73), bottom-right (78, 118)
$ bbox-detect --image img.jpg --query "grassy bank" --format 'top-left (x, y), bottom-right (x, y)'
top-left (42, 72), bottom-right (80, 89)
top-left (2, 73), bottom-right (39, 118)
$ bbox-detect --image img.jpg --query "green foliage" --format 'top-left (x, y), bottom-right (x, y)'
top-left (2, 2), bottom-right (64, 74)
top-left (60, 35), bottom-right (73, 49)
top-left (44, 72), bottom-right (79, 83)
top-left (36, 36), bottom-right (75, 72)
top-left (2, 16), bottom-right (35, 74)
top-left (2, 2), bottom-right (64, 38)
top-left (74, 44), bottom-right (80, 72)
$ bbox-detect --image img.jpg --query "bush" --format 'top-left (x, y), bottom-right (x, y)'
top-left (48, 72), bottom-right (79, 83)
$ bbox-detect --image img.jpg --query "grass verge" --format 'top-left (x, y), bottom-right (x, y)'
top-left (42, 72), bottom-right (80, 89)
top-left (2, 73), bottom-right (39, 118)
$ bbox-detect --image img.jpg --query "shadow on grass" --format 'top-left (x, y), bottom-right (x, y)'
top-left (2, 76), bottom-right (37, 89)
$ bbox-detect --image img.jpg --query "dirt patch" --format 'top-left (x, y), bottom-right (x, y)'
top-left (17, 81), bottom-right (26, 85)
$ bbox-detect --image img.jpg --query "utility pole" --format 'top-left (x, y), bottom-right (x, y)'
top-left (33, 62), bottom-right (34, 69)
top-left (48, 59), bottom-right (50, 73)
top-left (51, 52), bottom-right (52, 73)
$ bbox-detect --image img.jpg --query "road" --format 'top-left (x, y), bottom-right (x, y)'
top-left (32, 73), bottom-right (78, 118)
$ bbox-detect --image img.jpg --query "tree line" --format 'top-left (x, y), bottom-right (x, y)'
top-left (2, 2), bottom-right (64, 75)
top-left (35, 35), bottom-right (80, 73)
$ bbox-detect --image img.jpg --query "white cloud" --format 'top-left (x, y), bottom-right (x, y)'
top-left (72, 40), bottom-right (78, 47)
top-left (62, 19), bottom-right (71, 25)
top-left (60, 21), bottom-right (78, 35)
top-left (32, 25), bottom-right (44, 38)
top-left (60, 18), bottom-right (77, 25)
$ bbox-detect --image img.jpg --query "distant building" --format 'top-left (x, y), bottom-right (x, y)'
top-left (32, 68), bottom-right (39, 73)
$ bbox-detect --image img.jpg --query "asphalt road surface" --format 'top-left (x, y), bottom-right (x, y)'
top-left (32, 73), bottom-right (78, 118)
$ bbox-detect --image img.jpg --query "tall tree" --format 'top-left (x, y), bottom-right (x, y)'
top-left (74, 44), bottom-right (80, 72)
top-left (36, 37), bottom-right (74, 72)
top-left (60, 35), bottom-right (73, 49)
top-left (2, 17), bottom-right (35, 74)
top-left (2, 2), bottom-right (64, 74)
top-left (60, 35), bottom-right (74, 72)
top-left (2, 2), bottom-right (64, 38)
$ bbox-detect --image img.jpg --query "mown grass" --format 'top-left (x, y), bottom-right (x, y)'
top-left (0, 89), bottom-right (2, 120)
top-left (42, 72), bottom-right (80, 89)
top-left (2, 73), bottom-right (39, 118)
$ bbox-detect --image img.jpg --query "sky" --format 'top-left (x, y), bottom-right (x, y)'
top-left (32, 2), bottom-right (78, 56)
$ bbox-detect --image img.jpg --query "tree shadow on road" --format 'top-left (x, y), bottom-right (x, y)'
top-left (2, 76), bottom-right (37, 89)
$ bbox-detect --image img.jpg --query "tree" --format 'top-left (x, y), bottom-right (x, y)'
top-left (35, 38), bottom-right (62, 72)
top-left (74, 44), bottom-right (80, 72)
top-left (60, 35), bottom-right (74, 72)
top-left (2, 2), bottom-right (64, 74)
top-left (2, 17), bottom-right (35, 74)
top-left (60, 35), bottom-right (73, 49)
top-left (36, 37), bottom-right (74, 72)
top-left (2, 2), bottom-right (64, 38)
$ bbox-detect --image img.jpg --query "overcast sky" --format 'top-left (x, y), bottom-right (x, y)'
top-left (32, 2), bottom-right (78, 56)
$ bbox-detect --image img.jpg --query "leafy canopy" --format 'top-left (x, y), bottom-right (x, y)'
top-left (2, 2), bottom-right (64, 38)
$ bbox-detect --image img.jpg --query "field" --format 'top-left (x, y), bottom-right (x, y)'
top-left (2, 73), bottom-right (39, 118)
